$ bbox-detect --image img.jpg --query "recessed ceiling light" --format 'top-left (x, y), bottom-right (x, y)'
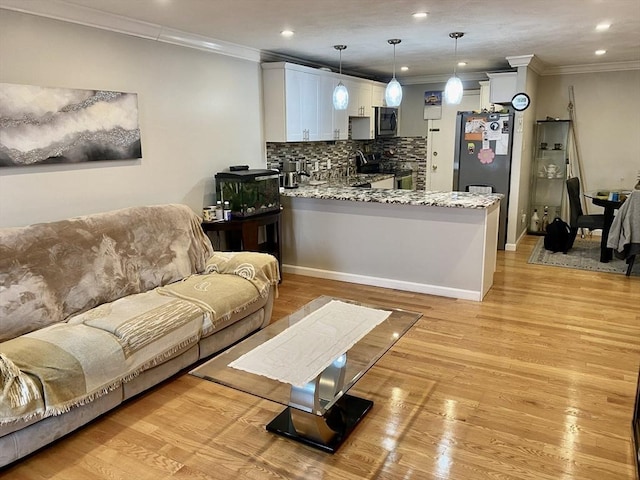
top-left (458, 61), bottom-right (467, 67)
top-left (401, 66), bottom-right (409, 71)
top-left (595, 49), bottom-right (607, 55)
top-left (412, 12), bottom-right (428, 19)
top-left (596, 23), bottom-right (611, 31)
top-left (280, 30), bottom-right (294, 37)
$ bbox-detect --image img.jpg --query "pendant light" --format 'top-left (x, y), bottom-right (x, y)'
top-left (385, 39), bottom-right (403, 107)
top-left (332, 45), bottom-right (349, 110)
top-left (444, 32), bottom-right (464, 105)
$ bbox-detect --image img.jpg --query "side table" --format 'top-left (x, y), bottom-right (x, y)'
top-left (201, 208), bottom-right (282, 276)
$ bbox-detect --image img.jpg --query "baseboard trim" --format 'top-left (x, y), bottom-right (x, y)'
top-left (505, 229), bottom-right (529, 251)
top-left (282, 265), bottom-right (483, 301)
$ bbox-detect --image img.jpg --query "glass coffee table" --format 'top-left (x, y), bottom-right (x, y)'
top-left (190, 295), bottom-right (421, 453)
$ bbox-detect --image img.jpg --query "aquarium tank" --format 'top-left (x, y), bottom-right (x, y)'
top-left (214, 169), bottom-right (280, 217)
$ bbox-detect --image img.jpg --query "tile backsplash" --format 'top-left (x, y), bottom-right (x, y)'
top-left (266, 136), bottom-right (427, 189)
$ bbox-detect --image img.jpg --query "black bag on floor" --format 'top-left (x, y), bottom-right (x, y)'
top-left (544, 217), bottom-right (571, 253)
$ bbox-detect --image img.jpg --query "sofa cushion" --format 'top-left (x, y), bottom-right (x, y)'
top-left (0, 204), bottom-right (213, 341)
top-left (0, 289), bottom-right (206, 425)
top-left (159, 273), bottom-right (272, 336)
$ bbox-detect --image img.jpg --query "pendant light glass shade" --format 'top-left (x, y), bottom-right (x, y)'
top-left (333, 82), bottom-right (349, 110)
top-left (444, 76), bottom-right (463, 104)
top-left (444, 32), bottom-right (464, 105)
top-left (385, 78), bottom-right (402, 107)
top-left (332, 45), bottom-right (349, 110)
top-left (385, 39), bottom-right (402, 107)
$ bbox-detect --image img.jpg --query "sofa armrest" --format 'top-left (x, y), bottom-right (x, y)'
top-left (204, 252), bottom-right (280, 297)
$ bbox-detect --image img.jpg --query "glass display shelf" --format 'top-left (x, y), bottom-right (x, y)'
top-left (528, 120), bottom-right (571, 235)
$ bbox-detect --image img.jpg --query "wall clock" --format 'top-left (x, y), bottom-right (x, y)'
top-left (511, 92), bottom-right (530, 112)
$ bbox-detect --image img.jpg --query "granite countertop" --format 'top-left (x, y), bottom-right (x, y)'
top-left (281, 179), bottom-right (503, 209)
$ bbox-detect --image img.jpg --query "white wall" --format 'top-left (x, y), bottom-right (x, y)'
top-left (0, 10), bottom-right (265, 227)
top-left (535, 70), bottom-right (640, 214)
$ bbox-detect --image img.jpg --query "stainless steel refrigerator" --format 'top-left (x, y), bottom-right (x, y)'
top-left (453, 111), bottom-right (514, 250)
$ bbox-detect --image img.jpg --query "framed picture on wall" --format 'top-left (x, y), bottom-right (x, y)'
top-left (0, 83), bottom-right (142, 167)
top-left (424, 90), bottom-right (442, 120)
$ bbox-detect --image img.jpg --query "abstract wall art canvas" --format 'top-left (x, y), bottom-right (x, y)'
top-left (0, 83), bottom-right (142, 167)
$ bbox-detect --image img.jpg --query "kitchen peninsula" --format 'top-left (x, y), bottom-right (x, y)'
top-left (280, 184), bottom-right (502, 301)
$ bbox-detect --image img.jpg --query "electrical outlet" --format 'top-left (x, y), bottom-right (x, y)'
top-left (521, 213), bottom-right (527, 225)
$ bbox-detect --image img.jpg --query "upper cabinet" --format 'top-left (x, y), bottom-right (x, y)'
top-left (262, 62), bottom-right (392, 142)
top-left (487, 72), bottom-right (517, 105)
top-left (345, 78), bottom-right (373, 118)
top-left (371, 82), bottom-right (386, 108)
top-left (263, 62), bottom-right (348, 142)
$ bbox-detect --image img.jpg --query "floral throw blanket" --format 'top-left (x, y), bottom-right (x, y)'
top-left (0, 292), bottom-right (205, 425)
top-left (157, 251), bottom-right (280, 333)
top-left (0, 251), bottom-right (279, 426)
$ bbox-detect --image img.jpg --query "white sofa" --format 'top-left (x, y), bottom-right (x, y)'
top-left (0, 204), bottom-right (279, 466)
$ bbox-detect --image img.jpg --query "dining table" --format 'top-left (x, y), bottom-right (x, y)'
top-left (583, 190), bottom-right (630, 262)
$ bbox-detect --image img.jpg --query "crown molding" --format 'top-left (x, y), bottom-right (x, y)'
top-left (506, 54), bottom-right (547, 75)
top-left (0, 0), bottom-right (261, 62)
top-left (401, 71), bottom-right (491, 86)
top-left (541, 60), bottom-right (640, 76)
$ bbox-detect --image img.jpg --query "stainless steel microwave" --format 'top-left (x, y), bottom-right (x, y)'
top-left (375, 107), bottom-right (398, 137)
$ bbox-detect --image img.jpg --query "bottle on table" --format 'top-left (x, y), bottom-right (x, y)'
top-left (223, 201), bottom-right (231, 221)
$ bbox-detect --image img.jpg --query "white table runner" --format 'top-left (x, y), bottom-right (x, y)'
top-left (228, 300), bottom-right (391, 387)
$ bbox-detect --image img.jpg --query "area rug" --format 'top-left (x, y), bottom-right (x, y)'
top-left (528, 236), bottom-right (637, 276)
top-left (228, 300), bottom-right (391, 387)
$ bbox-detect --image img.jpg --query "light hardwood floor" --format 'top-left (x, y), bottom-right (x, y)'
top-left (2, 235), bottom-right (639, 479)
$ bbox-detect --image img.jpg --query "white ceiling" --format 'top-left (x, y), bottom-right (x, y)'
top-left (4, 0), bottom-right (640, 81)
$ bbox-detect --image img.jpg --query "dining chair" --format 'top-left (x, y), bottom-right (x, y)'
top-left (566, 177), bottom-right (605, 250)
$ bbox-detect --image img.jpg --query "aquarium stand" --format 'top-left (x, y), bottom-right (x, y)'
top-left (201, 208), bottom-right (282, 276)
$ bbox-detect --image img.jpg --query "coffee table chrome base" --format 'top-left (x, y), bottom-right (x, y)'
top-left (266, 394), bottom-right (373, 453)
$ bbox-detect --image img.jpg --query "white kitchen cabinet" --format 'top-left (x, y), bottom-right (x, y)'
top-left (263, 62), bottom-right (348, 142)
top-left (318, 74), bottom-right (335, 140)
top-left (479, 80), bottom-right (498, 112)
top-left (351, 117), bottom-right (374, 140)
top-left (370, 176), bottom-right (394, 189)
top-left (487, 72), bottom-right (517, 105)
top-left (346, 78), bottom-right (375, 140)
top-left (346, 78), bottom-right (373, 118)
top-left (327, 76), bottom-right (348, 140)
top-left (263, 63), bottom-right (317, 142)
top-left (371, 82), bottom-right (386, 107)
